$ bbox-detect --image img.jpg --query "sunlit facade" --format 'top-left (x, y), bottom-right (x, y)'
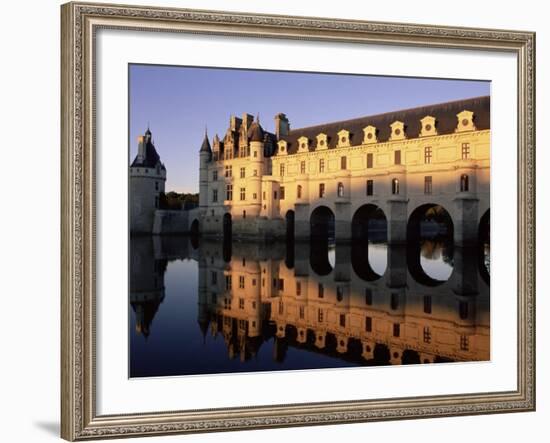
top-left (197, 96), bottom-right (490, 245)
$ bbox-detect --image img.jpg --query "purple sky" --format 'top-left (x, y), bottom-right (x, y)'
top-left (129, 65), bottom-right (490, 193)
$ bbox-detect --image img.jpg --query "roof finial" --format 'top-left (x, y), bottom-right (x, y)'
top-left (256, 112), bottom-right (260, 125)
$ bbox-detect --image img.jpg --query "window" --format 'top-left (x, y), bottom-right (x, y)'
top-left (318, 283), bottom-right (324, 298)
top-left (280, 163), bottom-right (285, 176)
top-left (155, 181), bottom-right (159, 191)
top-left (242, 210), bottom-right (246, 219)
top-left (393, 323), bottom-right (401, 337)
top-left (263, 191), bottom-right (266, 200)
top-left (423, 326), bottom-right (432, 343)
top-left (224, 165), bottom-right (232, 177)
top-left (391, 293), bottom-right (399, 310)
top-left (319, 183), bottom-right (325, 198)
top-left (424, 176), bottom-right (432, 195)
top-left (424, 146), bottom-right (432, 164)
top-left (253, 169), bottom-right (257, 176)
top-left (280, 186), bottom-right (285, 200)
top-left (252, 193), bottom-right (257, 200)
top-left (212, 189), bottom-right (218, 203)
top-left (394, 150), bottom-right (401, 165)
top-left (366, 153), bottom-right (373, 168)
top-left (278, 279), bottom-right (284, 290)
top-left (252, 279), bottom-right (256, 286)
top-left (253, 150), bottom-right (257, 158)
top-left (462, 142), bottom-right (470, 160)
top-left (319, 158), bottom-right (325, 173)
top-left (213, 170), bottom-right (218, 181)
top-left (459, 301), bottom-right (469, 319)
top-left (226, 184), bottom-right (233, 200)
top-left (365, 288), bottom-right (373, 305)
top-left (240, 187), bottom-right (246, 201)
top-left (239, 298), bottom-right (245, 309)
top-left (296, 281), bottom-right (301, 296)
top-left (460, 335), bottom-right (469, 351)
top-left (366, 180), bottom-right (374, 196)
top-left (391, 178), bottom-right (399, 195)
top-left (279, 301), bottom-right (284, 315)
top-left (423, 296), bottom-right (432, 314)
top-left (318, 309), bottom-right (324, 323)
top-left (239, 276), bottom-right (245, 289)
top-left (299, 306), bottom-right (305, 319)
top-left (297, 185), bottom-right (302, 199)
top-left (460, 174), bottom-right (469, 192)
top-left (365, 316), bottom-right (372, 332)
top-left (273, 191), bottom-right (278, 200)
top-left (337, 182), bottom-right (344, 197)
top-left (339, 314), bottom-right (346, 327)
top-left (154, 196), bottom-right (159, 208)
top-left (300, 161), bottom-right (306, 174)
top-left (211, 271), bottom-right (217, 285)
top-left (341, 156), bottom-right (347, 170)
top-left (225, 275), bottom-right (232, 290)
top-left (240, 167), bottom-right (245, 178)
top-left (336, 286), bottom-right (344, 302)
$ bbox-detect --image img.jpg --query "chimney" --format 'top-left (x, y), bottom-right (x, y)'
top-left (275, 113), bottom-right (290, 139)
top-left (242, 113), bottom-right (254, 131)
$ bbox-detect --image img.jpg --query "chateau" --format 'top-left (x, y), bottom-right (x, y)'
top-left (130, 96), bottom-right (490, 245)
top-left (195, 96), bottom-right (490, 245)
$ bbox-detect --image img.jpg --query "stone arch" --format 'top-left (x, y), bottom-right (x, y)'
top-left (351, 204), bottom-right (388, 281)
top-left (285, 210), bottom-right (295, 240)
top-left (407, 203), bottom-right (454, 286)
top-left (223, 212), bottom-right (232, 239)
top-left (190, 218), bottom-right (199, 235)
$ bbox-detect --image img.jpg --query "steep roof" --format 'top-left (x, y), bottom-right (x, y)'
top-left (130, 136), bottom-right (165, 170)
top-left (279, 95), bottom-right (490, 154)
top-left (200, 131), bottom-right (212, 153)
top-left (247, 121), bottom-right (264, 142)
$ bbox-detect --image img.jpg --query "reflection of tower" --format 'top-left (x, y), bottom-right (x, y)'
top-left (130, 237), bottom-right (166, 337)
top-left (197, 254), bottom-right (209, 342)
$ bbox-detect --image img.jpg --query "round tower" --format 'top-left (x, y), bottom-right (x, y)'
top-left (129, 128), bottom-right (166, 233)
top-left (199, 128), bottom-right (212, 211)
top-left (247, 117), bottom-right (265, 218)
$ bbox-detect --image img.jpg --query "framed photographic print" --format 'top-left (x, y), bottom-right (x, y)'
top-left (61, 1), bottom-right (536, 440)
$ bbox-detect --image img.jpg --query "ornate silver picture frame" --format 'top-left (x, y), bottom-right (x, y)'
top-left (61, 1), bottom-right (535, 440)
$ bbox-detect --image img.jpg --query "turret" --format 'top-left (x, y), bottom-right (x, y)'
top-left (130, 127), bottom-right (166, 233)
top-left (199, 128), bottom-right (211, 210)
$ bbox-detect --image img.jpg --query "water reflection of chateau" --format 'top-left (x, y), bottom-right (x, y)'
top-left (131, 237), bottom-right (489, 366)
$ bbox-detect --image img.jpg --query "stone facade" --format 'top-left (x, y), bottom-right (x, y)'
top-left (196, 96), bottom-right (490, 244)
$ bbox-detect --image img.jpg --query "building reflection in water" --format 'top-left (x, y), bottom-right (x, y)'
top-left (130, 234), bottom-right (489, 377)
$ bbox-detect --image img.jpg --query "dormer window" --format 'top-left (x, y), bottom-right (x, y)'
top-left (316, 133), bottom-right (328, 150)
top-left (362, 125), bottom-right (377, 144)
top-left (337, 129), bottom-right (350, 148)
top-left (277, 140), bottom-right (288, 155)
top-left (456, 110), bottom-right (476, 132)
top-left (420, 116), bottom-right (437, 137)
top-left (297, 136), bottom-right (309, 153)
top-left (390, 121), bottom-right (406, 141)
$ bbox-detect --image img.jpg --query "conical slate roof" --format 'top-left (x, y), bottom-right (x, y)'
top-left (200, 130), bottom-right (212, 153)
